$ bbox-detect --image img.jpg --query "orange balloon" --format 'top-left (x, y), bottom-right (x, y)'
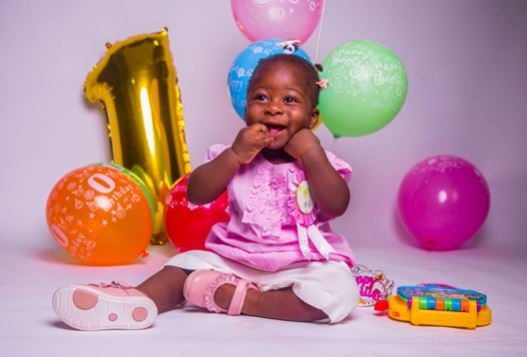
top-left (46, 164), bottom-right (152, 265)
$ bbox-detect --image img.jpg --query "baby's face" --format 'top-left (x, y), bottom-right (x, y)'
top-left (245, 62), bottom-right (318, 150)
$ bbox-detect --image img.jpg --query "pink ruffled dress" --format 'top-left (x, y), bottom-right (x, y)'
top-left (204, 144), bottom-right (355, 272)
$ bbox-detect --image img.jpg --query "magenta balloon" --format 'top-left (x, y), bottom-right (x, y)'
top-left (397, 155), bottom-right (490, 251)
top-left (230, 0), bottom-right (324, 44)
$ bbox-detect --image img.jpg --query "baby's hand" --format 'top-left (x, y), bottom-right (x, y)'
top-left (231, 124), bottom-right (273, 164)
top-left (284, 128), bottom-right (322, 162)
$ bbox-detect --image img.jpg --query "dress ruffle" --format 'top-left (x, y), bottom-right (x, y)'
top-left (203, 144), bottom-right (355, 271)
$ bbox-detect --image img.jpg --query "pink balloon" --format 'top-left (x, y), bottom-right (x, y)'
top-left (230, 0), bottom-right (324, 44)
top-left (397, 155), bottom-right (490, 251)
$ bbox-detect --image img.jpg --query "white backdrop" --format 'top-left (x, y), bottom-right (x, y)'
top-left (1, 0), bottom-right (526, 255)
top-left (1, 2), bottom-right (527, 356)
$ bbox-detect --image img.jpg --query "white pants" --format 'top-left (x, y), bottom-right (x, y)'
top-left (165, 250), bottom-right (359, 323)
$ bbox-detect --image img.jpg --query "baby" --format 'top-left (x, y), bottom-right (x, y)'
top-left (53, 54), bottom-right (359, 330)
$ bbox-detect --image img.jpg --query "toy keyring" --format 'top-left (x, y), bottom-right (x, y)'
top-left (351, 264), bottom-right (394, 306)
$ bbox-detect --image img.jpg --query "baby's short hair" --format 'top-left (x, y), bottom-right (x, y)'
top-left (248, 54), bottom-right (321, 108)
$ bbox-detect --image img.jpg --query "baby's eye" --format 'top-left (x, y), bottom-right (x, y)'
top-left (284, 96), bottom-right (298, 103)
top-left (253, 94), bottom-right (268, 101)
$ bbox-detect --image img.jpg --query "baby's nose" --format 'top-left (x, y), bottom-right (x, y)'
top-left (265, 101), bottom-right (284, 115)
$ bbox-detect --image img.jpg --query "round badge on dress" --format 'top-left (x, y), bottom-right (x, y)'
top-left (296, 181), bottom-right (314, 214)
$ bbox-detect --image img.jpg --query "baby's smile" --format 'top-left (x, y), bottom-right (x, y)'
top-left (265, 123), bottom-right (287, 138)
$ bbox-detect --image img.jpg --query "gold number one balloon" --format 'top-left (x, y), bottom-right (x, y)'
top-left (85, 28), bottom-right (191, 244)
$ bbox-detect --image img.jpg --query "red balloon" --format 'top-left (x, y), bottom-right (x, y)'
top-left (165, 174), bottom-right (229, 252)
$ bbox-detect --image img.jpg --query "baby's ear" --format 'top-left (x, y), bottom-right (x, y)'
top-left (309, 108), bottom-right (320, 129)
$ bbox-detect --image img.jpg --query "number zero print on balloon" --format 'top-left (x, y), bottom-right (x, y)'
top-left (87, 173), bottom-right (116, 194)
top-left (50, 224), bottom-right (69, 248)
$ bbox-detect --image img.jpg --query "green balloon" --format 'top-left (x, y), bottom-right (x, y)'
top-left (99, 162), bottom-right (157, 223)
top-left (319, 40), bottom-right (408, 137)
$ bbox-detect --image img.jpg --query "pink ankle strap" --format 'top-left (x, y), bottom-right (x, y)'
top-left (228, 280), bottom-right (250, 315)
top-left (89, 281), bottom-right (133, 289)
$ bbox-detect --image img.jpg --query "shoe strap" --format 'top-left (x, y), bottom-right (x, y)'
top-left (227, 280), bottom-right (252, 316)
top-left (90, 281), bottom-right (133, 290)
top-left (204, 274), bottom-right (236, 313)
top-left (203, 273), bottom-right (257, 315)
top-left (110, 281), bottom-right (133, 288)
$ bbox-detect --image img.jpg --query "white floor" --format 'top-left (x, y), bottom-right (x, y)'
top-left (2, 240), bottom-right (526, 357)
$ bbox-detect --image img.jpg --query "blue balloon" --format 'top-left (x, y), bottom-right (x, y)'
top-left (228, 39), bottom-right (311, 120)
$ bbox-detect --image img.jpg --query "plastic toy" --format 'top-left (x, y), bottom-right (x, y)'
top-left (375, 284), bottom-right (492, 329)
top-left (351, 264), bottom-right (394, 306)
